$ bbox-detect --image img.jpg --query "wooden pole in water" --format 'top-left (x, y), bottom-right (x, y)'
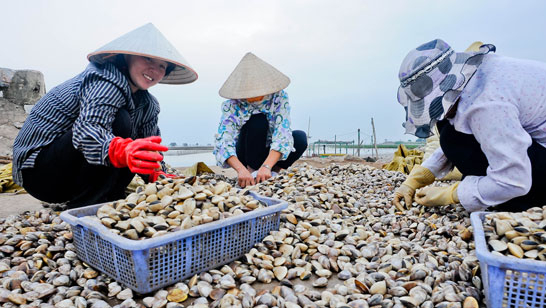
top-left (357, 129), bottom-right (360, 157)
top-left (307, 117), bottom-right (311, 157)
top-left (371, 118), bottom-right (379, 160)
top-left (334, 135), bottom-right (337, 154)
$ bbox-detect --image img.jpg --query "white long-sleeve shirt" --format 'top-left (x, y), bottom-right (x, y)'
top-left (422, 54), bottom-right (546, 212)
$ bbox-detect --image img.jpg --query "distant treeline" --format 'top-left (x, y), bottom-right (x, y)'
top-left (313, 143), bottom-right (422, 149)
top-left (345, 144), bottom-right (421, 149)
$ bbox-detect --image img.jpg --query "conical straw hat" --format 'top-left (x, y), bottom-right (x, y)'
top-left (87, 23), bottom-right (197, 85)
top-left (465, 41), bottom-right (484, 52)
top-left (219, 52), bottom-right (290, 99)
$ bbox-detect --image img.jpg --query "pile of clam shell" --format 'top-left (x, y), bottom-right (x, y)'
top-left (0, 209), bottom-right (127, 308)
top-left (235, 163), bottom-right (482, 308)
top-left (483, 208), bottom-right (546, 260)
top-left (95, 176), bottom-right (266, 240)
top-left (0, 163), bottom-right (485, 308)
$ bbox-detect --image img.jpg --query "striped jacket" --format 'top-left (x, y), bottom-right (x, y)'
top-left (13, 62), bottom-right (162, 185)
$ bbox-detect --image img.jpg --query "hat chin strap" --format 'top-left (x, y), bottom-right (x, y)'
top-left (444, 99), bottom-right (460, 119)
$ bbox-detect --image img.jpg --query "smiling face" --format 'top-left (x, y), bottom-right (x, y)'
top-left (125, 55), bottom-right (169, 92)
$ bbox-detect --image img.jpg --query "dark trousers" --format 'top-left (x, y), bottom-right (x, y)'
top-left (22, 109), bottom-right (134, 208)
top-left (236, 113), bottom-right (307, 170)
top-left (437, 120), bottom-right (546, 212)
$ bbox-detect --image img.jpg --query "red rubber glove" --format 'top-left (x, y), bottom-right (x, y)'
top-left (108, 136), bottom-right (168, 174)
top-left (149, 170), bottom-right (178, 182)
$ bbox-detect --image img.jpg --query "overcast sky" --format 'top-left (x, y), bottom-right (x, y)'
top-left (3, 1), bottom-right (546, 146)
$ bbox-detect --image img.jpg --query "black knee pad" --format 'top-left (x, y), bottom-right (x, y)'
top-left (292, 130), bottom-right (308, 151)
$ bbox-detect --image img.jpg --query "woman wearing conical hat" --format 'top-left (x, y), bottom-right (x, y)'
top-left (214, 53), bottom-right (307, 188)
top-left (13, 23), bottom-right (197, 208)
top-left (393, 39), bottom-right (546, 213)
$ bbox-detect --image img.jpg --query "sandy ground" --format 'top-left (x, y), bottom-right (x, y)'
top-left (0, 193), bottom-right (44, 217)
top-left (0, 154), bottom-right (393, 218)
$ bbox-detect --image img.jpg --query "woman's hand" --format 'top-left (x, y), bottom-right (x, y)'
top-left (392, 184), bottom-right (416, 211)
top-left (391, 165), bottom-right (436, 211)
top-left (108, 136), bottom-right (168, 174)
top-left (237, 168), bottom-right (255, 188)
top-left (255, 166), bottom-right (272, 184)
top-left (415, 183), bottom-right (460, 207)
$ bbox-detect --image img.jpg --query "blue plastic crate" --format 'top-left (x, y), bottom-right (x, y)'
top-left (60, 191), bottom-right (287, 294)
top-left (471, 211), bottom-right (546, 308)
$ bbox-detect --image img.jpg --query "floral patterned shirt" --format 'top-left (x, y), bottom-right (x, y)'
top-left (214, 90), bottom-right (295, 167)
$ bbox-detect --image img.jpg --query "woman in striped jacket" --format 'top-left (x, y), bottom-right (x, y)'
top-left (13, 23), bottom-right (197, 208)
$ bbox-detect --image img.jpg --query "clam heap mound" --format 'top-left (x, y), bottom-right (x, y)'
top-left (95, 175), bottom-right (266, 240)
top-left (0, 163), bottom-right (489, 308)
top-left (484, 208), bottom-right (546, 260)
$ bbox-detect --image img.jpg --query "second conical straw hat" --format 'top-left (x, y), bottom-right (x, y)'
top-left (219, 52), bottom-right (290, 99)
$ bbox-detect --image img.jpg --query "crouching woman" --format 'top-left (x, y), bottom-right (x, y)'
top-left (214, 52), bottom-right (307, 187)
top-left (12, 24), bottom-right (197, 208)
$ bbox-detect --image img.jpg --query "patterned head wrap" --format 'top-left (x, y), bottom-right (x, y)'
top-left (397, 39), bottom-right (495, 138)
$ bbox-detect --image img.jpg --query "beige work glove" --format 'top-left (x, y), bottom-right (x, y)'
top-left (415, 182), bottom-right (460, 207)
top-left (392, 165), bottom-right (436, 211)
